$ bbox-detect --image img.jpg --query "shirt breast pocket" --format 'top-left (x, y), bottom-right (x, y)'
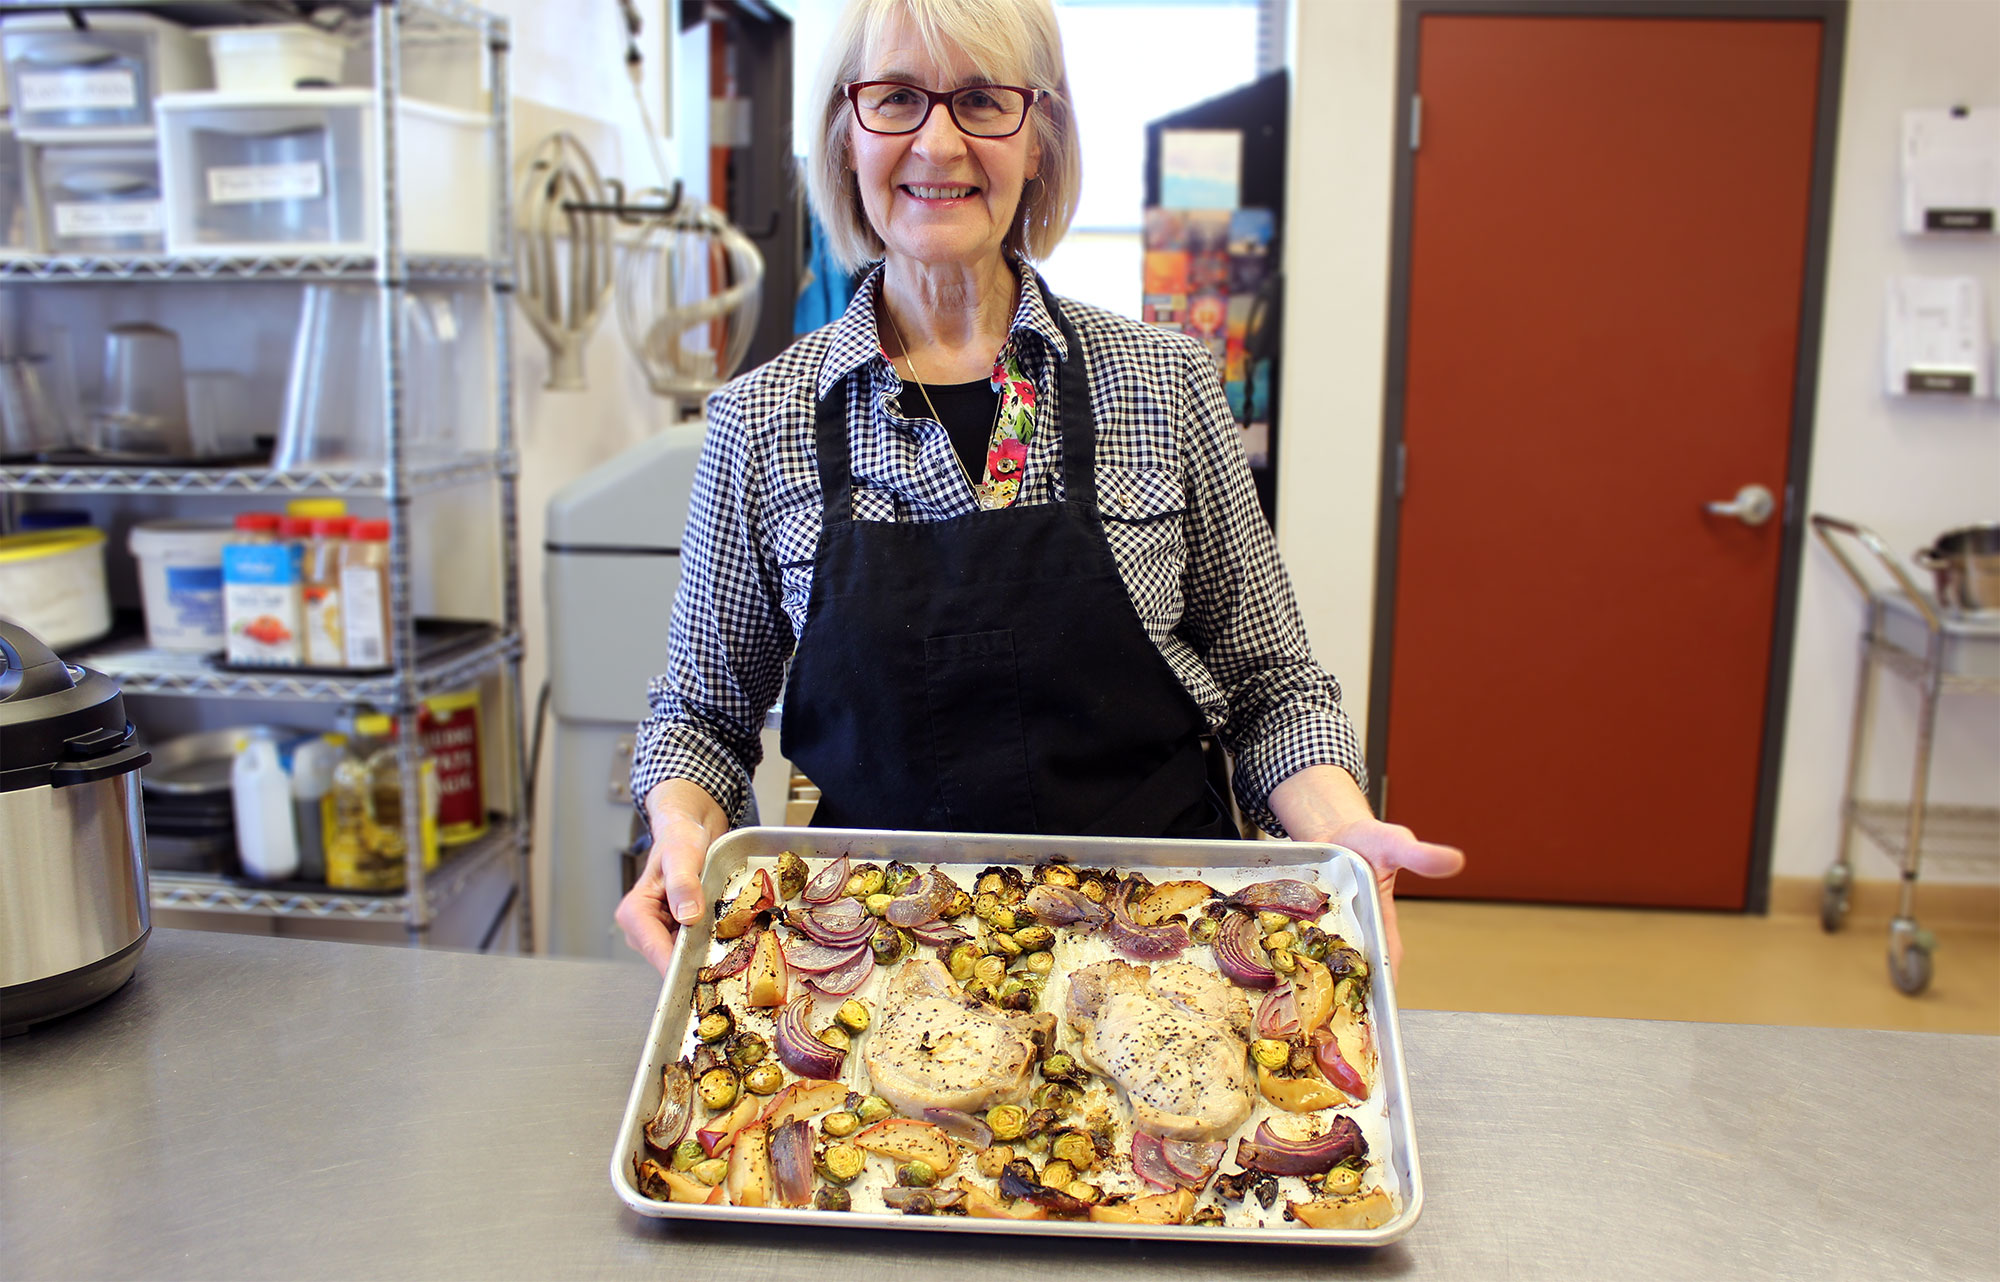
top-left (769, 507), bottom-right (823, 628)
top-left (1097, 465), bottom-right (1187, 636)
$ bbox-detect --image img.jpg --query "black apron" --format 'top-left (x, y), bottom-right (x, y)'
top-left (780, 279), bottom-right (1234, 840)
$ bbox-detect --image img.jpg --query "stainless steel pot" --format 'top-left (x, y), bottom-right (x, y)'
top-left (1915, 523), bottom-right (2000, 614)
top-left (0, 620), bottom-right (152, 1036)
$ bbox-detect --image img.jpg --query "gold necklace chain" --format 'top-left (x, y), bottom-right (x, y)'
top-left (885, 309), bottom-right (995, 495)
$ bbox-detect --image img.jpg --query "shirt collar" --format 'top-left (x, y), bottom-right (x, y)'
top-left (814, 256), bottom-right (1072, 400)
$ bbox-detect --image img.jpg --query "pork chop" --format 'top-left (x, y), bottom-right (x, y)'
top-left (1065, 958), bottom-right (1253, 1142)
top-left (864, 959), bottom-right (1055, 1117)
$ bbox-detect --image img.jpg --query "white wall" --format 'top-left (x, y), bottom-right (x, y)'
top-left (1280, 0), bottom-right (2000, 887)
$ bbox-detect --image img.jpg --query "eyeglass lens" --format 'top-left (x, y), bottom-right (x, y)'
top-left (855, 83), bottom-right (1028, 137)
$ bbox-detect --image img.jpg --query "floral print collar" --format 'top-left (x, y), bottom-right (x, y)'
top-left (979, 344), bottom-right (1037, 510)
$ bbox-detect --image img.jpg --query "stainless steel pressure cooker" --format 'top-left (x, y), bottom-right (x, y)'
top-left (0, 619), bottom-right (152, 1036)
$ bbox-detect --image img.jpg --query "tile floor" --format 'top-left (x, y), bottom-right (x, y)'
top-left (1393, 879), bottom-right (2000, 1035)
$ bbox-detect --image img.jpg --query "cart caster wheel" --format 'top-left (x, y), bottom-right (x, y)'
top-left (1889, 940), bottom-right (1933, 996)
top-left (1819, 868), bottom-right (1850, 933)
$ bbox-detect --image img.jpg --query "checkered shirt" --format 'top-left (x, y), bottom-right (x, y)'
top-left (631, 260), bottom-right (1366, 836)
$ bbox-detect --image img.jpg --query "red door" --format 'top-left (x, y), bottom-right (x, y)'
top-left (1382, 14), bottom-right (1828, 909)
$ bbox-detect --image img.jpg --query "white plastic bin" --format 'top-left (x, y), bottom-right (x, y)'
top-left (130, 519), bottom-right (232, 651)
top-left (1, 12), bottom-right (208, 136)
top-left (36, 143), bottom-right (165, 254)
top-left (0, 526), bottom-right (110, 650)
top-left (200, 25), bottom-right (347, 94)
top-left (156, 89), bottom-right (491, 257)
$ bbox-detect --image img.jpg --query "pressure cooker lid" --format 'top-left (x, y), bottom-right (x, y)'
top-left (0, 618), bottom-right (144, 792)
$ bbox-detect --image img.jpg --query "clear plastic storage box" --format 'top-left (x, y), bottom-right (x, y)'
top-left (36, 143), bottom-right (165, 254)
top-left (1, 12), bottom-right (208, 136)
top-left (156, 89), bottom-right (491, 257)
top-left (0, 123), bottom-right (33, 254)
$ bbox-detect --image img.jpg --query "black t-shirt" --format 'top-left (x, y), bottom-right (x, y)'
top-left (906, 376), bottom-right (999, 482)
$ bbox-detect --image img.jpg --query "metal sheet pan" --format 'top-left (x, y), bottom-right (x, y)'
top-left (610, 827), bottom-right (1425, 1246)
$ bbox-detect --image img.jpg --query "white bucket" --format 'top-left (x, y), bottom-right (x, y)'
top-left (131, 520), bottom-right (233, 651)
top-left (0, 527), bottom-right (110, 651)
top-left (200, 25), bottom-right (348, 93)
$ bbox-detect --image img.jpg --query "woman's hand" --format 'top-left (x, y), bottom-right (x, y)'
top-left (615, 779), bottom-right (730, 975)
top-left (1268, 764), bottom-right (1465, 979)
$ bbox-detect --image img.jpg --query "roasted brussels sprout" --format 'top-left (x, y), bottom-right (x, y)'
top-left (821, 1109), bottom-right (860, 1138)
top-left (671, 1138), bottom-right (704, 1171)
top-left (835, 999), bottom-right (870, 1032)
top-left (854, 1095), bottom-right (893, 1126)
top-left (852, 865), bottom-right (886, 897)
top-left (989, 906), bottom-right (1020, 933)
top-left (726, 1032), bottom-right (768, 1071)
top-left (897, 1160), bottom-right (938, 1188)
top-left (1041, 1159), bottom-right (1077, 1189)
top-left (947, 942), bottom-right (981, 982)
top-left (1025, 1107), bottom-right (1059, 1137)
top-left (1189, 916), bottom-right (1220, 945)
top-left (1031, 1082), bottom-right (1073, 1114)
top-left (815, 1186), bottom-right (853, 1212)
top-left (976, 1144), bottom-right (1016, 1178)
top-left (819, 1143), bottom-right (867, 1185)
top-left (987, 931), bottom-right (1023, 959)
top-left (1257, 910), bottom-right (1292, 934)
top-left (961, 979), bottom-right (995, 1005)
top-left (743, 1062), bottom-right (786, 1095)
top-left (883, 861), bottom-right (919, 895)
top-left (1066, 1181), bottom-right (1102, 1205)
top-left (776, 850), bottom-right (808, 901)
top-left (1050, 1130), bottom-right (1096, 1170)
top-left (1078, 878), bottom-right (1108, 903)
top-left (1037, 863), bottom-right (1080, 889)
top-left (871, 922), bottom-right (913, 965)
top-left (971, 954), bottom-right (1007, 987)
top-left (1012, 924), bottom-right (1055, 952)
top-left (972, 891), bottom-right (1004, 923)
top-left (864, 892), bottom-right (893, 917)
top-left (1040, 1052), bottom-right (1085, 1085)
top-left (1321, 1162), bottom-right (1364, 1197)
top-left (976, 872), bottom-right (1007, 897)
top-left (692, 1157), bottom-right (729, 1186)
top-left (986, 1104), bottom-right (1028, 1141)
top-left (998, 985), bottom-right (1037, 1013)
top-left (945, 889), bottom-right (974, 919)
top-left (1190, 1205), bottom-right (1226, 1226)
top-left (697, 1005), bottom-right (736, 1044)
top-left (1024, 950), bottom-right (1056, 977)
top-left (818, 1025), bottom-right (852, 1053)
top-left (1270, 948), bottom-right (1298, 974)
top-left (697, 1066), bottom-right (740, 1111)
top-left (1251, 1038), bottom-right (1290, 1071)
top-left (1264, 929), bottom-right (1296, 954)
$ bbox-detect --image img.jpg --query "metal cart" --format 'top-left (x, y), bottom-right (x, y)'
top-left (1810, 515), bottom-right (2000, 995)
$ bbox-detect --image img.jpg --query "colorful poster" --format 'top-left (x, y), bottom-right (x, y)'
top-left (1143, 250), bottom-right (1190, 295)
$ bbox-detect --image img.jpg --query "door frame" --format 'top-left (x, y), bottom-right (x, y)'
top-left (1364, 0), bottom-right (1849, 914)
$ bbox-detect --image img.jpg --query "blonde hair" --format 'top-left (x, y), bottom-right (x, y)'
top-left (805, 0), bottom-right (1081, 274)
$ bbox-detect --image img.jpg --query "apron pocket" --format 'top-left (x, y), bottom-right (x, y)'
top-left (923, 629), bottom-right (1038, 832)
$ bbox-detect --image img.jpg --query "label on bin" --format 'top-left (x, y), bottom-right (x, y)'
top-left (206, 162), bottom-right (325, 206)
top-left (54, 200), bottom-right (163, 238)
top-left (19, 69), bottom-right (137, 113)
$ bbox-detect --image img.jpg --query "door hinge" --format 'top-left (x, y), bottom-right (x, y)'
top-left (1410, 95), bottom-right (1422, 152)
top-left (1395, 441), bottom-right (1407, 499)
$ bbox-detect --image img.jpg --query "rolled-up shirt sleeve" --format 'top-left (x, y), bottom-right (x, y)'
top-left (629, 384), bottom-right (793, 825)
top-left (1170, 335), bottom-right (1368, 835)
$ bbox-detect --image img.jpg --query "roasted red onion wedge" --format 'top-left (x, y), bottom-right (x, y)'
top-left (1314, 1032), bottom-right (1369, 1100)
top-left (1131, 1132), bottom-right (1183, 1191)
top-left (774, 995), bottom-right (846, 1079)
top-left (800, 946), bottom-right (874, 997)
top-left (793, 900), bottom-right (876, 946)
top-left (1103, 878), bottom-right (1191, 961)
top-left (904, 920), bottom-right (972, 948)
top-left (1255, 983), bottom-right (1301, 1038)
top-left (697, 928), bottom-right (763, 983)
top-left (922, 1107), bottom-right (994, 1151)
top-left (1211, 912), bottom-right (1277, 989)
top-left (643, 1059), bottom-right (694, 1157)
top-left (1222, 878), bottom-right (1329, 921)
top-left (1235, 1117), bottom-right (1366, 1176)
top-left (769, 1119), bottom-right (815, 1208)
top-left (884, 867), bottom-right (956, 928)
top-left (780, 938), bottom-right (871, 973)
top-left (1161, 1138), bottom-right (1226, 1187)
top-left (802, 855), bottom-right (851, 905)
top-left (1024, 884), bottom-right (1107, 927)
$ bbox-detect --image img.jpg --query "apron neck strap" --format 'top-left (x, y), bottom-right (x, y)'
top-left (813, 371), bottom-right (855, 525)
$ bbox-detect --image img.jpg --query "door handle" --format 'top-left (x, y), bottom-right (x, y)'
top-left (1705, 483), bottom-right (1776, 527)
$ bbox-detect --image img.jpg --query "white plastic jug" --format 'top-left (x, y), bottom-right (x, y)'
top-left (231, 733), bottom-right (299, 881)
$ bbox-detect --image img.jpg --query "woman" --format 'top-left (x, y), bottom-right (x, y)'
top-left (616, 0), bottom-right (1461, 976)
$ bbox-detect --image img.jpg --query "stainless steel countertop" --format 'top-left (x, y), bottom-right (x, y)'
top-left (2, 928), bottom-right (1994, 1281)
